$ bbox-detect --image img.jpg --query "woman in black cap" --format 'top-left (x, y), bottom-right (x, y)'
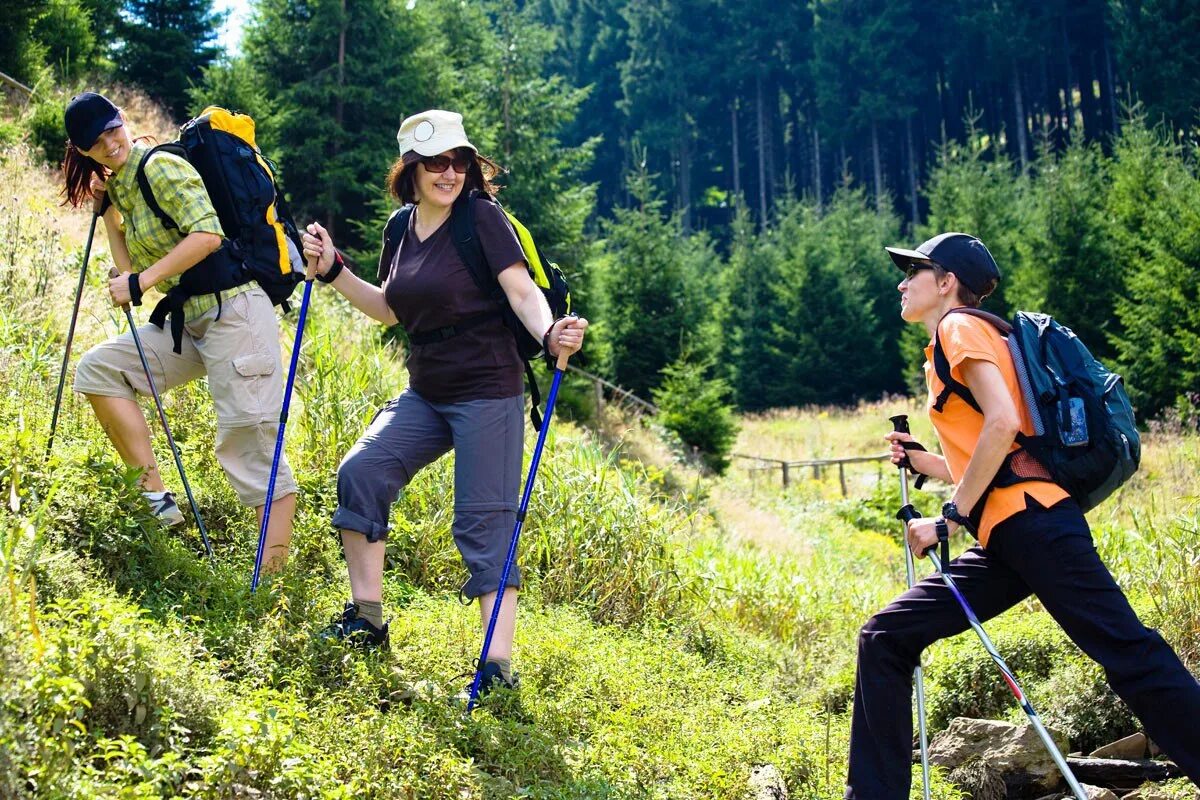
top-left (59, 91), bottom-right (298, 571)
top-left (843, 232), bottom-right (1200, 798)
top-left (301, 109), bottom-right (587, 697)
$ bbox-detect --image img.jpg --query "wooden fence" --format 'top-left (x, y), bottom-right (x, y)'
top-left (732, 452), bottom-right (890, 496)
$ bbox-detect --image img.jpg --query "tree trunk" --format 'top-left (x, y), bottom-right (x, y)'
top-left (756, 72), bottom-right (767, 225)
top-left (1061, 15), bottom-right (1075, 137)
top-left (329, 0), bottom-right (346, 237)
top-left (871, 119), bottom-right (883, 211)
top-left (1078, 44), bottom-right (1100, 142)
top-left (812, 125), bottom-right (822, 210)
top-left (1012, 61), bottom-right (1028, 171)
top-left (731, 101), bottom-right (741, 201)
top-left (1103, 29), bottom-right (1119, 134)
top-left (679, 133), bottom-right (692, 233)
top-left (905, 116), bottom-right (918, 229)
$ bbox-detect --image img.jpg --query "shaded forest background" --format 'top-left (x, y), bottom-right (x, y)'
top-left (3, 0), bottom-right (1199, 420)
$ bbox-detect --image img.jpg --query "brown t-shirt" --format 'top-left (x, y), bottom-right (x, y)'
top-left (380, 198), bottom-right (527, 403)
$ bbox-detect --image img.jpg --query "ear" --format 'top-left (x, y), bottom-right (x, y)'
top-left (938, 271), bottom-right (958, 297)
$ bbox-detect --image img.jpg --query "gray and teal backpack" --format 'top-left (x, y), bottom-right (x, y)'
top-left (933, 308), bottom-right (1140, 514)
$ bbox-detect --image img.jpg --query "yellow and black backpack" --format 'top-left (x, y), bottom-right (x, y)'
top-left (135, 106), bottom-right (303, 351)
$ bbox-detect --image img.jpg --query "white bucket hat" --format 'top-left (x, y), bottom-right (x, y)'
top-left (396, 109), bottom-right (477, 158)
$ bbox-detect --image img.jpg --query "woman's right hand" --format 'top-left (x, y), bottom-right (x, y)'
top-left (302, 222), bottom-right (335, 276)
top-left (884, 431), bottom-right (925, 471)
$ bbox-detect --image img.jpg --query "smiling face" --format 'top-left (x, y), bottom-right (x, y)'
top-left (79, 122), bottom-right (132, 171)
top-left (413, 148), bottom-right (468, 210)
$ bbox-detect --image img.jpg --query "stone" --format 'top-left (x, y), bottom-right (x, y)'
top-left (1091, 733), bottom-right (1148, 760)
top-left (1081, 785), bottom-right (1119, 800)
top-left (747, 764), bottom-right (788, 800)
top-left (929, 717), bottom-right (1071, 793)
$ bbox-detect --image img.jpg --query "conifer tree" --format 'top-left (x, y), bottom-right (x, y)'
top-left (114, 0), bottom-right (224, 117)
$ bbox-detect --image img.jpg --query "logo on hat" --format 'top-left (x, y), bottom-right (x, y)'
top-left (414, 120), bottom-right (435, 142)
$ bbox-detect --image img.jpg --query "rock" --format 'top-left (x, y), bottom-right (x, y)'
top-left (929, 717), bottom-right (1071, 793)
top-left (1082, 785), bottom-right (1119, 800)
top-left (747, 764), bottom-right (788, 800)
top-left (1091, 733), bottom-right (1147, 760)
top-left (1065, 757), bottom-right (1183, 791)
top-left (1120, 787), bottom-right (1173, 800)
top-left (947, 757), bottom-right (1007, 800)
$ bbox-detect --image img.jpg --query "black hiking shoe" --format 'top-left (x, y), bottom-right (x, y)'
top-left (454, 660), bottom-right (520, 706)
top-left (319, 602), bottom-right (390, 650)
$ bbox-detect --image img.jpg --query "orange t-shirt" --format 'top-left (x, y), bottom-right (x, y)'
top-left (923, 313), bottom-right (1069, 546)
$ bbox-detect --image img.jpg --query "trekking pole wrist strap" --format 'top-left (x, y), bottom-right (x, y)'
top-left (317, 251), bottom-right (344, 284)
top-left (898, 439), bottom-right (929, 489)
top-left (128, 273), bottom-right (144, 306)
top-left (934, 517), bottom-right (951, 565)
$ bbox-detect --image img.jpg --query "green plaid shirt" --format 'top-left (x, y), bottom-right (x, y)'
top-left (108, 143), bottom-right (251, 321)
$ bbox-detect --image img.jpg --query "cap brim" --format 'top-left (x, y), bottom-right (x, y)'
top-left (80, 117), bottom-right (124, 150)
top-left (885, 246), bottom-right (928, 271)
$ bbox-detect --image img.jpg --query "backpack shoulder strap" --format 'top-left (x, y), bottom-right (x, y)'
top-left (450, 191), bottom-right (503, 299)
top-left (931, 307), bottom-right (1012, 414)
top-left (135, 143), bottom-right (188, 232)
top-left (380, 205), bottom-right (414, 282)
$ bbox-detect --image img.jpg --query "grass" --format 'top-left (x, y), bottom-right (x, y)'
top-left (1, 101), bottom-right (1197, 798)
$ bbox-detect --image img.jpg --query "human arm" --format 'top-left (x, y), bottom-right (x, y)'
top-left (496, 263), bottom-right (588, 358)
top-left (301, 222), bottom-right (399, 326)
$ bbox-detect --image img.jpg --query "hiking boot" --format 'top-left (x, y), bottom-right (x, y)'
top-left (143, 490), bottom-right (184, 527)
top-left (454, 660), bottom-right (520, 706)
top-left (319, 602), bottom-right (390, 650)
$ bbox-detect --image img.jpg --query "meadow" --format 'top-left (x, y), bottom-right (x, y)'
top-left (1, 137), bottom-right (1198, 799)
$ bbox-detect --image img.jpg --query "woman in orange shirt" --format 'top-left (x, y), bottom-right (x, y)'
top-left (843, 233), bottom-right (1200, 799)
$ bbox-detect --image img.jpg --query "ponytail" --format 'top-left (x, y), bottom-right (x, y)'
top-left (60, 141), bottom-right (110, 209)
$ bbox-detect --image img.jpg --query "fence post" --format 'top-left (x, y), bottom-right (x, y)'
top-left (838, 462), bottom-right (847, 496)
top-left (781, 462), bottom-right (790, 489)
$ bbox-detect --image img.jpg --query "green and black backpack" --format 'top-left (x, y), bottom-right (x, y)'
top-left (135, 106), bottom-right (304, 352)
top-left (384, 191), bottom-right (572, 430)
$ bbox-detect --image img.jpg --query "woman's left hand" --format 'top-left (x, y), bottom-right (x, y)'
top-left (547, 316), bottom-right (589, 358)
top-left (109, 271), bottom-right (137, 307)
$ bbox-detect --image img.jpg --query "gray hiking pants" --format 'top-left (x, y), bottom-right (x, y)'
top-left (332, 389), bottom-right (524, 599)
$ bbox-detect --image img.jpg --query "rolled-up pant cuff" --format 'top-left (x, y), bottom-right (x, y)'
top-left (461, 563), bottom-right (523, 600)
top-left (332, 506), bottom-right (390, 543)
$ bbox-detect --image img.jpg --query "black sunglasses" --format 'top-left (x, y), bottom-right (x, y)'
top-left (420, 150), bottom-right (472, 174)
top-left (904, 260), bottom-right (940, 281)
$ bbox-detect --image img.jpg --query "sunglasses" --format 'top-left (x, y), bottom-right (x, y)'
top-left (904, 260), bottom-right (940, 281)
top-left (420, 151), bottom-right (472, 174)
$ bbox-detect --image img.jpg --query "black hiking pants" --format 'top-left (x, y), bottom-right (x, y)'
top-left (845, 497), bottom-right (1200, 799)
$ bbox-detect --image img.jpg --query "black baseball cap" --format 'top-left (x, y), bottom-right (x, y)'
top-left (64, 92), bottom-right (123, 150)
top-left (885, 232), bottom-right (1000, 296)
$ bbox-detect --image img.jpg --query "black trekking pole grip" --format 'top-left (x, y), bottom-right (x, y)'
top-left (895, 503), bottom-right (941, 559)
top-left (890, 414), bottom-right (911, 435)
top-left (889, 414), bottom-right (929, 489)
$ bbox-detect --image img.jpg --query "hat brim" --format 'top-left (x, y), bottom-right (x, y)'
top-left (79, 117), bottom-right (124, 151)
top-left (885, 246), bottom-right (939, 271)
top-left (409, 135), bottom-right (477, 158)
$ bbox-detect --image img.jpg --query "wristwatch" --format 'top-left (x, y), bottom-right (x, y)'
top-left (942, 501), bottom-right (975, 534)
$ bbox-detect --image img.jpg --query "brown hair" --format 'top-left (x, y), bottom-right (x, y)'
top-left (387, 148), bottom-right (504, 205)
top-left (932, 264), bottom-right (997, 307)
top-left (60, 142), bottom-right (110, 208)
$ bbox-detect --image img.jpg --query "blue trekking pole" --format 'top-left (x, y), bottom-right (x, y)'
top-left (47, 209), bottom-right (101, 460)
top-left (251, 254), bottom-right (318, 592)
top-left (466, 348), bottom-right (570, 712)
top-left (895, 500), bottom-right (1088, 800)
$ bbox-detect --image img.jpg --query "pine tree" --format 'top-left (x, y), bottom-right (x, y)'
top-left (114, 0), bottom-right (224, 118)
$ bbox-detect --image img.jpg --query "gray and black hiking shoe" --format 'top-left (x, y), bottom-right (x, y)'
top-left (319, 602), bottom-right (390, 650)
top-left (143, 490), bottom-right (184, 527)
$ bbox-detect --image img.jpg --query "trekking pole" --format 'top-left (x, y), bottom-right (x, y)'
top-left (47, 209), bottom-right (101, 459)
top-left (109, 267), bottom-right (212, 560)
top-left (466, 348), bottom-right (571, 713)
top-left (888, 414), bottom-right (931, 800)
top-left (896, 500), bottom-right (1088, 800)
top-left (250, 254), bottom-right (319, 592)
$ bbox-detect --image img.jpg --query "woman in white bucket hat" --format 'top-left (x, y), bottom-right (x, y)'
top-left (301, 110), bottom-right (587, 697)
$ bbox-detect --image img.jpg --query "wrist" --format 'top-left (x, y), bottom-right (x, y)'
top-left (128, 272), bottom-right (145, 306)
top-left (942, 500), bottom-right (975, 534)
top-left (542, 320), bottom-right (558, 356)
top-left (317, 251), bottom-right (344, 284)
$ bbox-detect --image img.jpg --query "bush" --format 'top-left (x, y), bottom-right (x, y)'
top-left (652, 354), bottom-right (739, 474)
top-left (27, 93), bottom-right (68, 165)
top-left (1034, 657), bottom-right (1136, 754)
